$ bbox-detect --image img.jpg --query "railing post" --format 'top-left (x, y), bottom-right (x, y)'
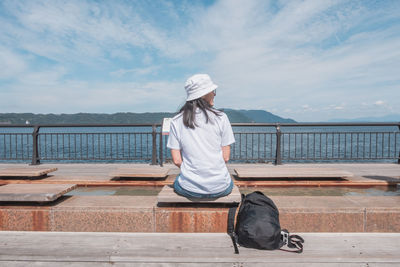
top-left (159, 127), bottom-right (164, 167)
top-left (274, 124), bottom-right (282, 165)
top-left (151, 125), bottom-right (157, 165)
top-left (31, 126), bottom-right (40, 165)
top-left (398, 124), bottom-right (400, 164)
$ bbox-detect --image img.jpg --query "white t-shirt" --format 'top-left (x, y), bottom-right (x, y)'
top-left (167, 109), bottom-right (235, 194)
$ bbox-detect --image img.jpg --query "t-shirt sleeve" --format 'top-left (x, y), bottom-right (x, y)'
top-left (220, 114), bottom-right (235, 146)
top-left (167, 120), bottom-right (181, 150)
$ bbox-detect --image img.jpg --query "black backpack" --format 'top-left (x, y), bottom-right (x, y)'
top-left (227, 191), bottom-right (304, 254)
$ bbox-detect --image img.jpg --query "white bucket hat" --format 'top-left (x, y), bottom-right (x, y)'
top-left (184, 74), bottom-right (218, 101)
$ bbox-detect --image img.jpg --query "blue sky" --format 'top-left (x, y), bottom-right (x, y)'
top-left (0, 0), bottom-right (399, 122)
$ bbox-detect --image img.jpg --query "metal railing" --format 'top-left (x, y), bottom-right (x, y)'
top-left (1, 123), bottom-right (399, 165)
top-left (159, 122), bottom-right (400, 165)
top-left (0, 124), bottom-right (159, 165)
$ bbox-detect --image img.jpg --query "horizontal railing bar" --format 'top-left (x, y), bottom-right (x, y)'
top-left (38, 157), bottom-right (152, 160)
top-left (231, 123), bottom-right (400, 127)
top-left (0, 133), bottom-right (31, 135)
top-left (286, 157), bottom-right (396, 160)
top-left (39, 132), bottom-right (152, 135)
top-left (239, 132), bottom-right (396, 135)
top-left (0, 123), bottom-right (161, 128)
top-left (0, 157), bottom-right (31, 159)
top-left (1, 122), bottom-right (399, 128)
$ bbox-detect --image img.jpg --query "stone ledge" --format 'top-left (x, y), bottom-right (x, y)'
top-left (0, 195), bottom-right (399, 232)
top-left (52, 196), bottom-right (157, 209)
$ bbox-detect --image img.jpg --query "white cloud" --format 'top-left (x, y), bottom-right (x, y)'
top-left (0, 47), bottom-right (27, 78)
top-left (0, 79), bottom-right (183, 113)
top-left (328, 103), bottom-right (346, 110)
top-left (109, 49), bottom-right (133, 60)
top-left (0, 0), bottom-right (399, 121)
top-left (18, 67), bottom-right (67, 86)
top-left (142, 53), bottom-right (153, 65)
top-left (110, 66), bottom-right (160, 77)
top-left (1, 0), bottom-right (192, 65)
top-left (189, 0), bottom-right (400, 121)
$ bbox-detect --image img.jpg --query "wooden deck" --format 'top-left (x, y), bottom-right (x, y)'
top-left (0, 167), bottom-right (57, 178)
top-left (0, 231), bottom-right (399, 266)
top-left (109, 167), bottom-right (170, 179)
top-left (0, 184), bottom-right (76, 202)
top-left (0, 163), bottom-right (398, 187)
top-left (234, 167), bottom-right (353, 179)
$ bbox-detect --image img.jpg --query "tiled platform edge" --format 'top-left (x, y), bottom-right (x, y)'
top-left (0, 195), bottom-right (399, 232)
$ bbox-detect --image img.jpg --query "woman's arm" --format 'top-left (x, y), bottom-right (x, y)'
top-left (222, 145), bottom-right (230, 163)
top-left (170, 149), bottom-right (183, 168)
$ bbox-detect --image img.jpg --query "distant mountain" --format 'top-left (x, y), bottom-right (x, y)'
top-left (0, 112), bottom-right (176, 125)
top-left (235, 109), bottom-right (296, 123)
top-left (222, 109), bottom-right (253, 123)
top-left (0, 109), bottom-right (296, 125)
top-left (328, 114), bottom-right (400, 122)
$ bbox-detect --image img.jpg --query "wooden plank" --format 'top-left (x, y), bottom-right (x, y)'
top-left (0, 232), bottom-right (399, 264)
top-left (109, 167), bottom-right (169, 178)
top-left (0, 167), bottom-right (58, 177)
top-left (235, 167), bottom-right (353, 179)
top-left (157, 185), bottom-right (241, 204)
top-left (0, 184), bottom-right (77, 202)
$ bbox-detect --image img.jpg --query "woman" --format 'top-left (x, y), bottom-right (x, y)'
top-left (167, 74), bottom-right (235, 198)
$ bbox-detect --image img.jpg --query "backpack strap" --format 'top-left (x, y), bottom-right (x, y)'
top-left (287, 234), bottom-right (304, 253)
top-left (227, 206), bottom-right (239, 254)
top-left (281, 229), bottom-right (304, 253)
top-left (227, 193), bottom-right (246, 254)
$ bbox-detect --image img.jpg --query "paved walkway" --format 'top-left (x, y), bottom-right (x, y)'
top-left (0, 232), bottom-right (399, 266)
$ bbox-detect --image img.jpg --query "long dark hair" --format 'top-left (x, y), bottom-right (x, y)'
top-left (179, 98), bottom-right (221, 129)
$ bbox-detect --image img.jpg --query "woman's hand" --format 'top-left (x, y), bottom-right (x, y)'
top-left (222, 145), bottom-right (230, 163)
top-left (170, 149), bottom-right (183, 168)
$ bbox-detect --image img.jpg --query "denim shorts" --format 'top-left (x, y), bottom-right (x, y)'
top-left (173, 177), bottom-right (234, 198)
